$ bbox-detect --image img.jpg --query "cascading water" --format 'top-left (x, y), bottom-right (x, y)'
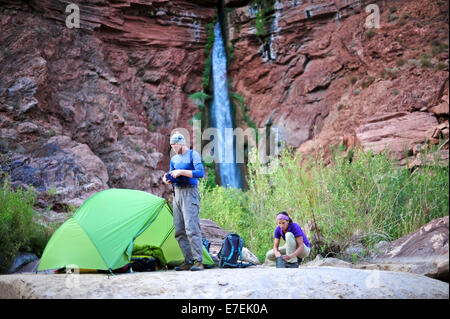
top-left (209, 22), bottom-right (243, 189)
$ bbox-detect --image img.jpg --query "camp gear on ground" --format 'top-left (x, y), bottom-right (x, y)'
top-left (202, 237), bottom-right (211, 253)
top-left (132, 245), bottom-right (167, 268)
top-left (131, 257), bottom-right (157, 272)
top-left (37, 188), bottom-right (215, 273)
top-left (276, 256), bottom-right (286, 268)
top-left (218, 233), bottom-right (255, 268)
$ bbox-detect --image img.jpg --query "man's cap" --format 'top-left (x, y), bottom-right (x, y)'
top-left (170, 132), bottom-right (186, 145)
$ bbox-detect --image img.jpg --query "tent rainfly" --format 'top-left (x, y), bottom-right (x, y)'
top-left (38, 188), bottom-right (214, 272)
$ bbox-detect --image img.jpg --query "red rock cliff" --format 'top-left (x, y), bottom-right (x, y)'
top-left (225, 0), bottom-right (448, 162)
top-left (0, 0), bottom-right (448, 211)
top-left (0, 0), bottom-right (216, 208)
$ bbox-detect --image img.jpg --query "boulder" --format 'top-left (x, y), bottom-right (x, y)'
top-left (355, 112), bottom-right (439, 160)
top-left (8, 252), bottom-right (38, 274)
top-left (365, 216), bottom-right (449, 282)
top-left (303, 256), bottom-right (353, 269)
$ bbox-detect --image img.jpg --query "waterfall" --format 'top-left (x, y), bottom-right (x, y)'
top-left (209, 22), bottom-right (243, 189)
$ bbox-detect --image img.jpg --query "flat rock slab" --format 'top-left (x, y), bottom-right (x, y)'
top-left (0, 266), bottom-right (448, 299)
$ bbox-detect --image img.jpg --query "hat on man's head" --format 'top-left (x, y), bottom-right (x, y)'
top-left (170, 132), bottom-right (186, 145)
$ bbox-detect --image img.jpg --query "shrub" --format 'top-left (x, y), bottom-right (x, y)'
top-left (388, 14), bottom-right (398, 23)
top-left (431, 41), bottom-right (449, 56)
top-left (365, 29), bottom-right (376, 39)
top-left (420, 56), bottom-right (433, 68)
top-left (361, 76), bottom-right (375, 89)
top-left (437, 62), bottom-right (447, 70)
top-left (0, 177), bottom-right (53, 273)
top-left (380, 67), bottom-right (399, 79)
top-left (396, 58), bottom-right (406, 67)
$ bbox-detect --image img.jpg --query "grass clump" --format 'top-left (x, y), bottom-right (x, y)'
top-left (0, 176), bottom-right (53, 273)
top-left (361, 76), bottom-right (375, 89)
top-left (365, 29), bottom-right (376, 39)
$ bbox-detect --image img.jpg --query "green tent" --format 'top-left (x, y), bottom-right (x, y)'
top-left (38, 188), bottom-right (214, 272)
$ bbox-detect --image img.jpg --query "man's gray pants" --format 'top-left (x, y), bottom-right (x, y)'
top-left (173, 185), bottom-right (203, 263)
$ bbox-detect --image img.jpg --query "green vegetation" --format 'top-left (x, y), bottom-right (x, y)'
top-left (365, 29), bottom-right (376, 39)
top-left (420, 53), bottom-right (433, 68)
top-left (199, 145), bottom-right (449, 262)
top-left (189, 91), bottom-right (212, 127)
top-left (437, 62), bottom-right (448, 70)
top-left (396, 58), bottom-right (406, 67)
top-left (361, 76), bottom-right (375, 89)
top-left (202, 20), bottom-right (216, 91)
top-left (147, 123), bottom-right (156, 132)
top-left (388, 14), bottom-right (398, 23)
top-left (250, 0), bottom-right (275, 37)
top-left (202, 154), bottom-right (217, 190)
top-left (229, 92), bottom-right (258, 143)
top-left (0, 176), bottom-right (53, 273)
top-left (380, 67), bottom-right (399, 79)
top-left (431, 40), bottom-right (449, 56)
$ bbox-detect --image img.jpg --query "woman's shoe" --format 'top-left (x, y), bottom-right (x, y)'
top-left (285, 261), bottom-right (299, 268)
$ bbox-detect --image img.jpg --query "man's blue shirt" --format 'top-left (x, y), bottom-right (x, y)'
top-left (169, 149), bottom-right (204, 186)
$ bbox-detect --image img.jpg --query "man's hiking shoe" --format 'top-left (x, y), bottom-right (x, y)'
top-left (190, 261), bottom-right (204, 271)
top-left (275, 257), bottom-right (286, 268)
top-left (285, 261), bottom-right (299, 268)
top-left (175, 262), bottom-right (192, 271)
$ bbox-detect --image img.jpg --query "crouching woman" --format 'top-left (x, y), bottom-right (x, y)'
top-left (266, 211), bottom-right (311, 268)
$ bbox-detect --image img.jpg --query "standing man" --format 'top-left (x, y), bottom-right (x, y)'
top-left (163, 132), bottom-right (205, 271)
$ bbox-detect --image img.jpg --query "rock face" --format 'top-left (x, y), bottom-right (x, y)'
top-left (225, 0), bottom-right (449, 160)
top-left (1, 0), bottom-right (448, 206)
top-left (0, 267), bottom-right (447, 298)
top-left (304, 217), bottom-right (449, 282)
top-left (0, 0), bottom-right (216, 206)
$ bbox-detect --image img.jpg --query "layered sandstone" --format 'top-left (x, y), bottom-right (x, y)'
top-left (225, 0), bottom-right (449, 160)
top-left (0, 0), bottom-right (216, 210)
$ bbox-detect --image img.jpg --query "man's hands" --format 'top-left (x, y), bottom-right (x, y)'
top-left (169, 169), bottom-right (184, 178)
top-left (163, 169), bottom-right (191, 184)
top-left (162, 173), bottom-right (171, 185)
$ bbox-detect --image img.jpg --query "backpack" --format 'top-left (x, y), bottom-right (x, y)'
top-left (217, 233), bottom-right (254, 268)
top-left (202, 237), bottom-right (211, 253)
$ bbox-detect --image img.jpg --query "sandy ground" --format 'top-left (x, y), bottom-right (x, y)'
top-left (0, 265), bottom-right (448, 299)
